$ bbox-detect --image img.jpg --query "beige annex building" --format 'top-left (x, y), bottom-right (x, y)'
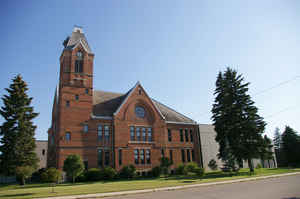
top-left (199, 124), bottom-right (277, 170)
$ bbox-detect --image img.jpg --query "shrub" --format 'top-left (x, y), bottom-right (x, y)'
top-left (160, 157), bottom-right (172, 177)
top-left (256, 163), bottom-right (262, 169)
top-left (150, 166), bottom-right (161, 178)
top-left (41, 168), bottom-right (62, 183)
top-left (85, 168), bottom-right (103, 181)
top-left (75, 172), bottom-right (87, 182)
top-left (184, 162), bottom-right (198, 175)
top-left (118, 165), bottom-right (136, 179)
top-left (31, 168), bottom-right (46, 182)
top-left (175, 163), bottom-right (185, 175)
top-left (208, 159), bottom-right (218, 170)
top-left (102, 167), bottom-right (117, 180)
top-left (194, 167), bottom-right (205, 177)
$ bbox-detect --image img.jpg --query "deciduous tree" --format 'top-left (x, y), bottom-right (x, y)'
top-left (63, 154), bottom-right (84, 183)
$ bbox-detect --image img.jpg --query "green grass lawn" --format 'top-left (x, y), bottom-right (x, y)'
top-left (0, 168), bottom-right (299, 199)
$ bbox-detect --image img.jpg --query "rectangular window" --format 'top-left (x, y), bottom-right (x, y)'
top-left (187, 149), bottom-right (191, 162)
top-left (134, 149), bottom-right (139, 164)
top-left (191, 149), bottom-right (195, 162)
top-left (190, 129), bottom-right (193, 142)
top-left (84, 160), bottom-right (88, 170)
top-left (180, 129), bottom-right (184, 142)
top-left (98, 149), bottom-right (103, 167)
top-left (140, 149), bottom-right (145, 164)
top-left (83, 124), bottom-right (88, 133)
top-left (130, 126), bottom-right (135, 141)
top-left (136, 127), bottom-right (141, 141)
top-left (148, 128), bottom-right (152, 142)
top-left (169, 150), bottom-right (173, 163)
top-left (181, 149), bottom-right (186, 162)
top-left (65, 132), bottom-right (71, 141)
top-left (85, 88), bottom-right (89, 94)
top-left (75, 94), bottom-right (79, 101)
top-left (161, 148), bottom-right (165, 157)
top-left (98, 125), bottom-right (102, 141)
top-left (119, 149), bottom-right (122, 166)
top-left (104, 151), bottom-right (110, 166)
top-left (104, 125), bottom-right (109, 142)
top-left (185, 129), bottom-right (189, 142)
top-left (142, 128), bottom-right (146, 141)
top-left (51, 135), bottom-right (54, 145)
top-left (146, 149), bottom-right (151, 164)
top-left (168, 129), bottom-right (172, 142)
top-left (75, 60), bottom-right (83, 73)
top-left (66, 100), bottom-right (70, 107)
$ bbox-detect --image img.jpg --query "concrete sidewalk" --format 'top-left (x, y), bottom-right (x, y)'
top-left (39, 172), bottom-right (300, 199)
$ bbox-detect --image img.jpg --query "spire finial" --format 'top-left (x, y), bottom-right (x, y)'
top-left (73, 25), bottom-right (84, 33)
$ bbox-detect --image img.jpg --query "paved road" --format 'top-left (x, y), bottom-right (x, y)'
top-left (102, 175), bottom-right (300, 199)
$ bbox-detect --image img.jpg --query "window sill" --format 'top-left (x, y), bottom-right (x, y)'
top-left (129, 141), bottom-right (155, 144)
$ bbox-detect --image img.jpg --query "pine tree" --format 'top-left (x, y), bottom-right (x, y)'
top-left (211, 67), bottom-right (266, 172)
top-left (260, 135), bottom-right (274, 168)
top-left (273, 127), bottom-right (285, 167)
top-left (273, 127), bottom-right (281, 150)
top-left (281, 126), bottom-right (300, 167)
top-left (0, 75), bottom-right (39, 176)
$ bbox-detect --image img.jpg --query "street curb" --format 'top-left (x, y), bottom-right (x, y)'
top-left (39, 172), bottom-right (300, 199)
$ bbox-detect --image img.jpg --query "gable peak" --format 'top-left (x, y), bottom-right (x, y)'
top-left (64, 26), bottom-right (92, 53)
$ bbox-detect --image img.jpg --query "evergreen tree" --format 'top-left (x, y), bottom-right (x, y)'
top-left (260, 135), bottom-right (274, 168)
top-left (0, 75), bottom-right (39, 175)
top-left (273, 127), bottom-right (281, 150)
top-left (273, 127), bottom-right (285, 167)
top-left (281, 126), bottom-right (300, 167)
top-left (211, 68), bottom-right (266, 172)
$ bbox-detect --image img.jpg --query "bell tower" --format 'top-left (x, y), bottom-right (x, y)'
top-left (59, 26), bottom-right (94, 90)
top-left (55, 26), bottom-right (95, 169)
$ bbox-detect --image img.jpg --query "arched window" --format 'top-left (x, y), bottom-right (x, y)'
top-left (75, 51), bottom-right (83, 73)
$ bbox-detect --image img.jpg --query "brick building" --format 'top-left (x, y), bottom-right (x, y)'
top-left (47, 27), bottom-right (202, 173)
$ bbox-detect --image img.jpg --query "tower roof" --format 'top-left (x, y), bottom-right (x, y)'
top-left (65, 26), bottom-right (92, 53)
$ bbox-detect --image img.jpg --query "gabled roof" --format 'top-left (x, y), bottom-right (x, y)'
top-left (92, 84), bottom-right (197, 124)
top-left (65, 27), bottom-right (92, 53)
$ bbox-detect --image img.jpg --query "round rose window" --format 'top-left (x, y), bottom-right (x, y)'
top-left (135, 106), bottom-right (145, 118)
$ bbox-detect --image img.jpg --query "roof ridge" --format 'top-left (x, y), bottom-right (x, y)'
top-left (152, 99), bottom-right (196, 123)
top-left (93, 89), bottom-right (124, 96)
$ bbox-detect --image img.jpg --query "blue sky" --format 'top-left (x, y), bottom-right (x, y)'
top-left (0, 0), bottom-right (299, 140)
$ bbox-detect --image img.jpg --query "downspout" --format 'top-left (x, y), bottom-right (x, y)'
top-left (112, 117), bottom-right (115, 169)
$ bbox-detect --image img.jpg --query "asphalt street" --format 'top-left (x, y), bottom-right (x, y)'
top-left (101, 174), bottom-right (300, 199)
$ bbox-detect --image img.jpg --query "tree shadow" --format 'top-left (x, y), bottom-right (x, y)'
top-left (182, 180), bottom-right (196, 183)
top-left (281, 198), bottom-right (300, 199)
top-left (0, 193), bottom-right (33, 198)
